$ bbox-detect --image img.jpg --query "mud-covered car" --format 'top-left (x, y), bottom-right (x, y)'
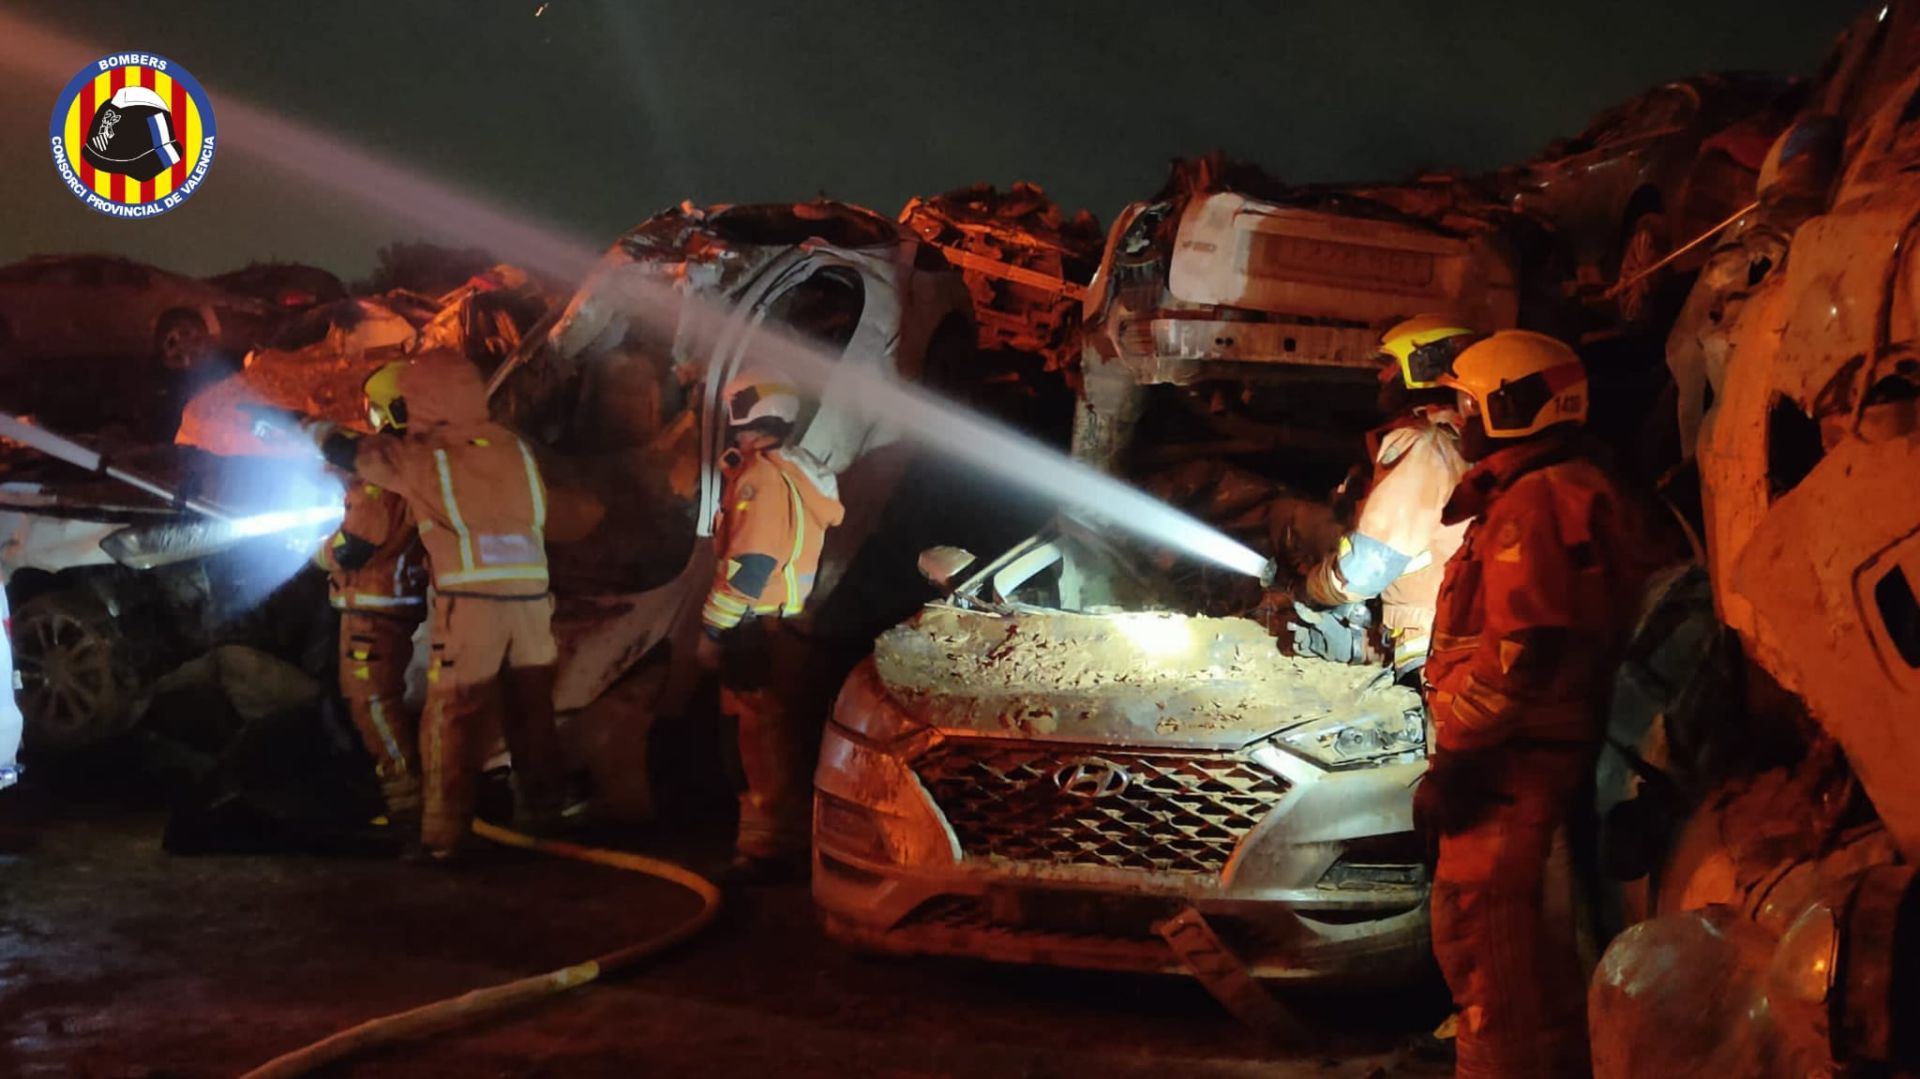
top-left (814, 530), bottom-right (1429, 983)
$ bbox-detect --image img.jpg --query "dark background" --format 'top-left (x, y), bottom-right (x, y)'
top-left (0, 0), bottom-right (1868, 277)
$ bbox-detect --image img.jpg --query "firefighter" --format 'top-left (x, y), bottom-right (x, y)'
top-left (307, 349), bottom-right (565, 859)
top-left (1417, 331), bottom-right (1653, 1079)
top-left (698, 374), bottom-right (845, 883)
top-left (316, 362), bottom-right (429, 833)
top-left (1299, 316), bottom-right (1477, 678)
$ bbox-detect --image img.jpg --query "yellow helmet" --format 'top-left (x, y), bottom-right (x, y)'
top-left (1376, 315), bottom-right (1481, 389)
top-left (363, 361), bottom-right (409, 432)
top-left (1437, 330), bottom-right (1587, 439)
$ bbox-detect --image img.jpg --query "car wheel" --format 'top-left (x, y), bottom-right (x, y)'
top-left (12, 589), bottom-right (139, 751)
top-left (155, 311), bottom-right (212, 371)
top-left (1613, 212), bottom-right (1669, 329)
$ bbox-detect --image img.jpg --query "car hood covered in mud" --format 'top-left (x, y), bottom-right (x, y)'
top-left (873, 603), bottom-right (1420, 752)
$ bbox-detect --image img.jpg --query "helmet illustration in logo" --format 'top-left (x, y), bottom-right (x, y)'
top-left (50, 54), bottom-right (218, 218)
top-left (81, 86), bottom-right (183, 182)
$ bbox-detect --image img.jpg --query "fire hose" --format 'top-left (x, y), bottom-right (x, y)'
top-left (235, 821), bottom-right (723, 1079)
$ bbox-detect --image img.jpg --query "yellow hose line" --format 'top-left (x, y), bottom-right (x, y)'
top-left (236, 821), bottom-right (723, 1079)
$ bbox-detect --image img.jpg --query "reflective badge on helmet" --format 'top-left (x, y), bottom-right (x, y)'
top-left (49, 53), bottom-right (218, 218)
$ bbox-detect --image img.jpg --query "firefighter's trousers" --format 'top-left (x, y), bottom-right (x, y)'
top-left (338, 610), bottom-right (422, 817)
top-left (420, 594), bottom-right (565, 853)
top-left (1431, 745), bottom-right (1594, 1079)
top-left (720, 617), bottom-right (812, 862)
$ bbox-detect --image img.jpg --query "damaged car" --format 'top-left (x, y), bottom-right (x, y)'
top-left (814, 527), bottom-right (1429, 983)
top-left (0, 441), bottom-right (339, 752)
top-left (1591, 16), bottom-right (1920, 1076)
top-left (1074, 156), bottom-right (1521, 474)
top-left (1495, 73), bottom-right (1802, 326)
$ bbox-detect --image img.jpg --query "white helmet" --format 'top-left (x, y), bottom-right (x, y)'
top-left (722, 374), bottom-right (802, 428)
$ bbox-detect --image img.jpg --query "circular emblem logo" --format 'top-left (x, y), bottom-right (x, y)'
top-left (48, 52), bottom-right (217, 218)
top-left (1052, 757), bottom-right (1132, 800)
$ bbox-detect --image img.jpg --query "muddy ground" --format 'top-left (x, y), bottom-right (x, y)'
top-left (0, 782), bottom-right (1447, 1078)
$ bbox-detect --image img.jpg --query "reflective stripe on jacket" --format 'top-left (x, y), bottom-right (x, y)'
top-left (1425, 433), bottom-right (1651, 751)
top-left (703, 448), bottom-right (846, 633)
top-left (344, 357), bottom-right (551, 597)
top-left (317, 480), bottom-right (427, 614)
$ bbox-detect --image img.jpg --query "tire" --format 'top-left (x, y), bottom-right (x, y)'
top-left (12, 588), bottom-right (139, 752)
top-left (1613, 212), bottom-right (1669, 330)
top-left (154, 310), bottom-right (212, 371)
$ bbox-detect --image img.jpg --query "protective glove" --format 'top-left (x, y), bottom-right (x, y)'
top-left (1412, 748), bottom-right (1513, 839)
top-left (1287, 601), bottom-right (1375, 664)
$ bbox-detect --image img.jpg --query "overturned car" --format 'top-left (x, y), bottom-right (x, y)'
top-left (814, 530), bottom-right (1430, 983)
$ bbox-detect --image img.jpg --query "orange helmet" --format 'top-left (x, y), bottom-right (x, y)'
top-left (1437, 331), bottom-right (1587, 438)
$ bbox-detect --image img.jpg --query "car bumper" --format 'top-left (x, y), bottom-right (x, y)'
top-left (812, 719), bottom-right (1432, 983)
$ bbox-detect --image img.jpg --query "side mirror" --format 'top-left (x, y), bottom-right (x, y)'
top-left (918, 546), bottom-right (976, 593)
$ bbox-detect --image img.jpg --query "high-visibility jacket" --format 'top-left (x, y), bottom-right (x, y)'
top-left (1307, 407), bottom-right (1469, 668)
top-left (325, 351), bottom-right (551, 599)
top-left (702, 447), bottom-right (846, 635)
top-left (1425, 432), bottom-right (1653, 752)
top-left (315, 477), bottom-right (427, 615)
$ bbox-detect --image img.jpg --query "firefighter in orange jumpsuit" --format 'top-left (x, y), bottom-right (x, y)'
top-left (698, 375), bottom-right (846, 883)
top-left (1418, 331), bottom-right (1654, 1079)
top-left (310, 350), bottom-right (565, 859)
top-left (315, 372), bottom-right (428, 829)
top-left (1301, 316), bottom-right (1477, 677)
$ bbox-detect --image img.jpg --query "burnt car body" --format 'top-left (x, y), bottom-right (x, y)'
top-left (1084, 159), bottom-right (1519, 387)
top-left (814, 531), bottom-right (1429, 982)
top-left (489, 200), bottom-right (976, 713)
top-left (1073, 158), bottom-right (1521, 476)
top-left (0, 254), bottom-right (273, 373)
top-left (899, 182), bottom-right (1101, 375)
top-left (1591, 13), bottom-right (1920, 1075)
top-left (177, 269), bottom-right (552, 458)
top-left (1496, 73), bottom-right (1800, 323)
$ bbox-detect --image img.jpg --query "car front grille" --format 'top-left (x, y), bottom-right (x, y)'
top-left (913, 741), bottom-right (1288, 875)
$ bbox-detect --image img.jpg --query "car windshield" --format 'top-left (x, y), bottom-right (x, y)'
top-left (956, 521), bottom-right (1266, 622)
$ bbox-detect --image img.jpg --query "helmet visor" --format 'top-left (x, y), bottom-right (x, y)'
top-left (1484, 361), bottom-right (1584, 434)
top-left (1402, 335), bottom-right (1475, 388)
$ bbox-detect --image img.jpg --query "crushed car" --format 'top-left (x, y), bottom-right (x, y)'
top-left (488, 199), bottom-right (979, 717)
top-left (0, 437), bottom-right (339, 752)
top-left (1590, 9), bottom-right (1920, 1075)
top-left (1073, 156), bottom-right (1521, 473)
top-left (1492, 73), bottom-right (1802, 326)
top-left (899, 182), bottom-right (1102, 376)
top-left (176, 266), bottom-right (552, 458)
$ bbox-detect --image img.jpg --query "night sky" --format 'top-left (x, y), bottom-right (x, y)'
top-left (0, 0), bottom-right (1868, 279)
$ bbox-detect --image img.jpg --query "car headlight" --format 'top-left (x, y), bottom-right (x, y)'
top-left (1274, 706), bottom-right (1426, 769)
top-left (830, 660), bottom-right (927, 746)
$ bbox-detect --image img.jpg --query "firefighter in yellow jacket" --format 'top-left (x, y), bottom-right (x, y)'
top-left (315, 383), bottom-right (428, 830)
top-left (1302, 316), bottom-right (1478, 677)
top-left (309, 350), bottom-right (565, 859)
top-left (699, 375), bottom-right (846, 882)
